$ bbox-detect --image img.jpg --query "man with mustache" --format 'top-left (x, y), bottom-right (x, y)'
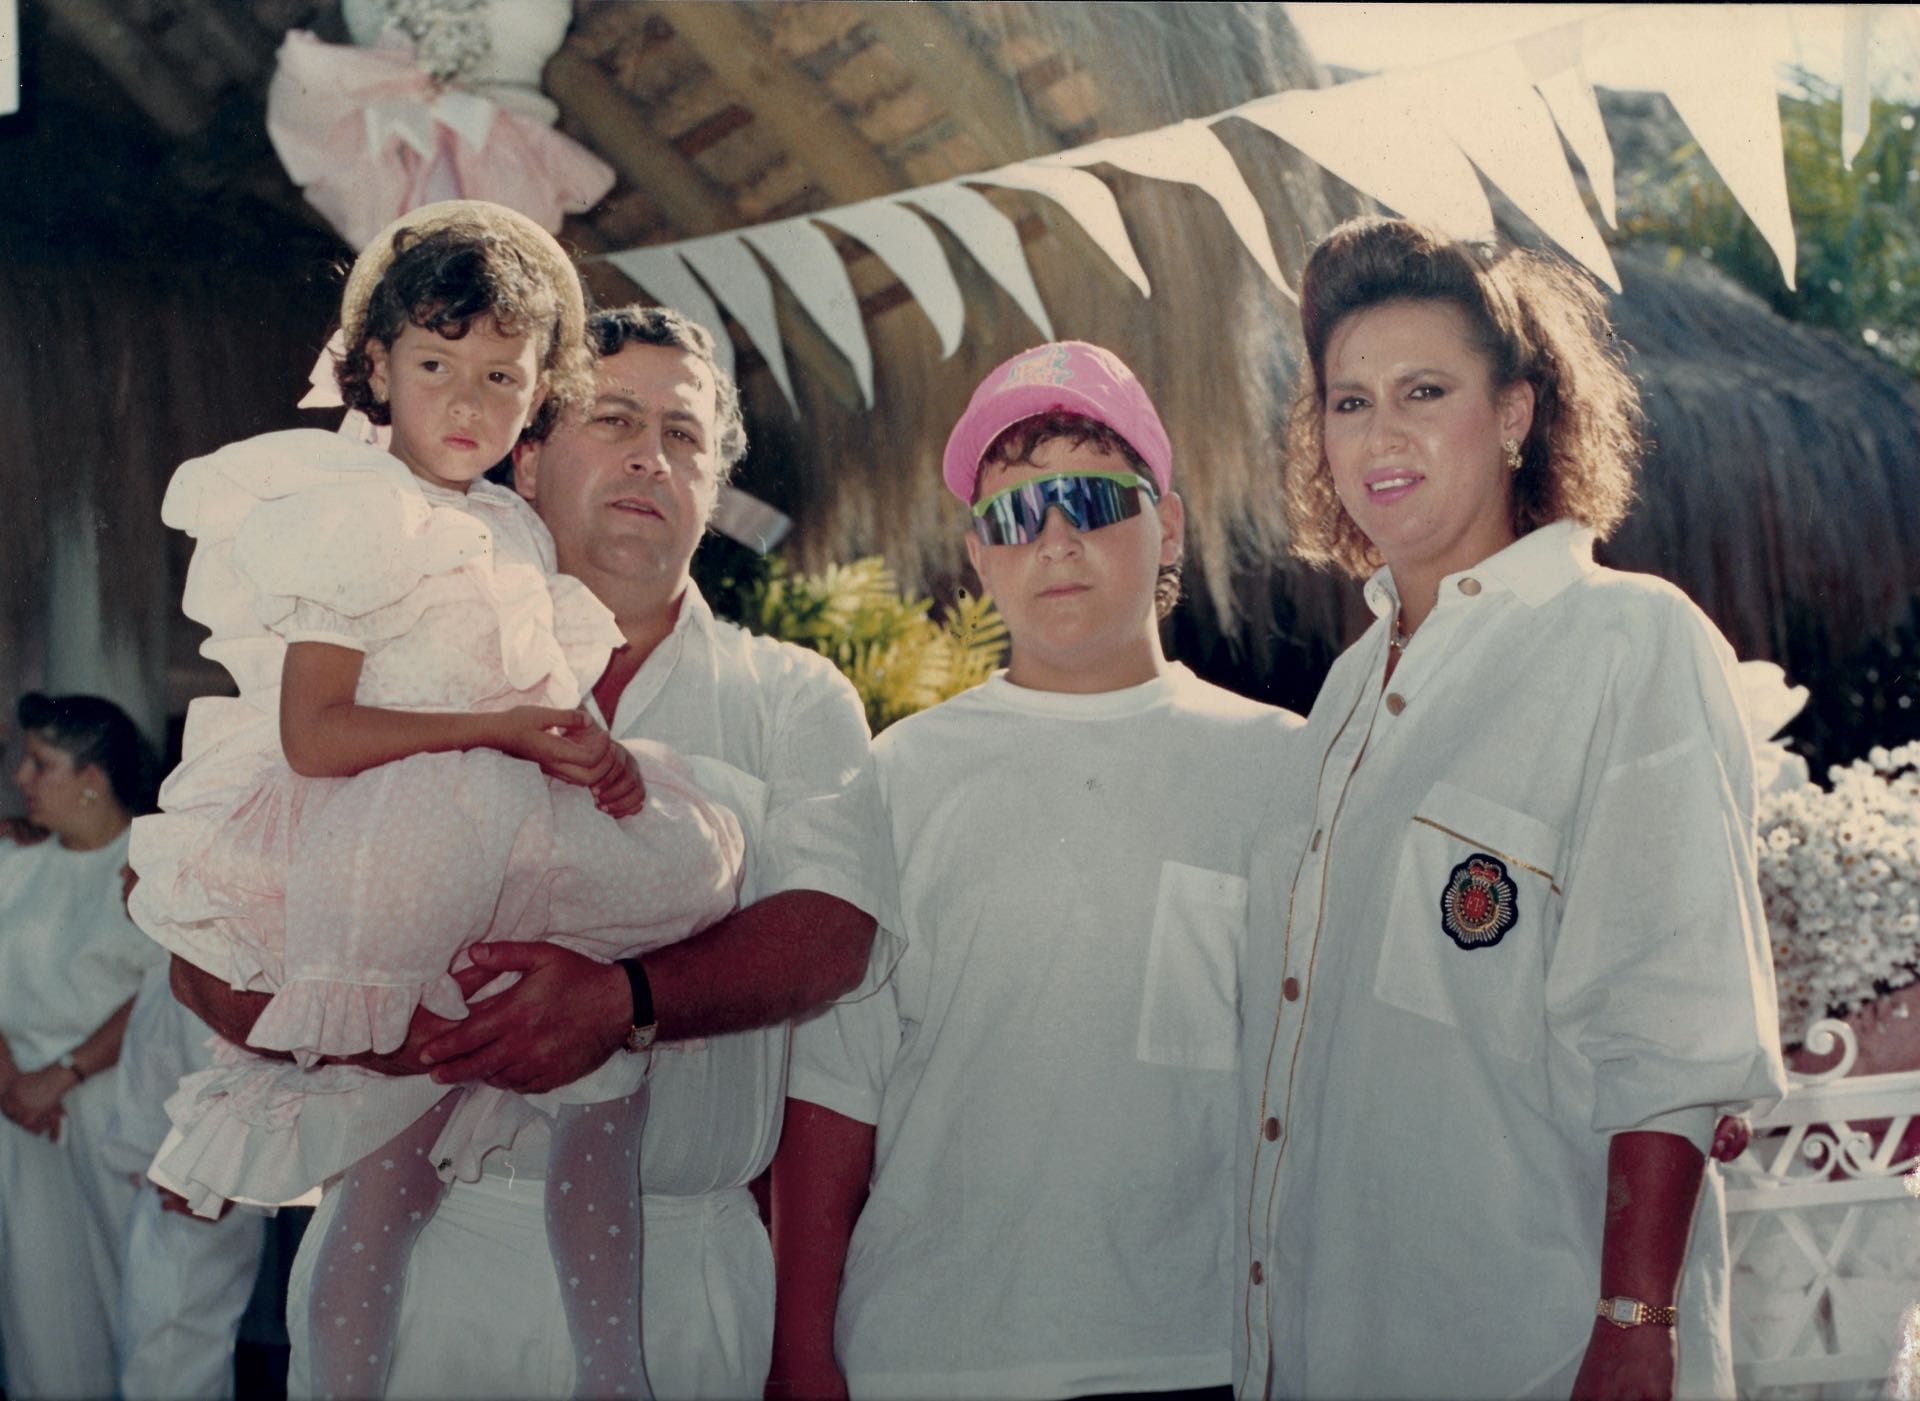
top-left (174, 305), bottom-right (893, 1398)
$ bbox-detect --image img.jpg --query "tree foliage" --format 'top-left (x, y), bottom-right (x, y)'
top-left (1612, 74), bottom-right (1920, 375)
top-left (725, 553), bottom-right (1007, 734)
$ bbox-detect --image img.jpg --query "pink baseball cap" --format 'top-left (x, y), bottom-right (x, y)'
top-left (942, 341), bottom-right (1173, 502)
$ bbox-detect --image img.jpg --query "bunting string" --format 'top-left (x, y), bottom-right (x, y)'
top-left (597, 3), bottom-right (1904, 416)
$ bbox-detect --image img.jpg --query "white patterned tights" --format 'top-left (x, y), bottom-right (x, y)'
top-left (307, 1086), bottom-right (653, 1399)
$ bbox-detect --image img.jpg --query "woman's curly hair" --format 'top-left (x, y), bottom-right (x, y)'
top-left (1283, 217), bottom-right (1644, 578)
top-left (335, 225), bottom-right (595, 442)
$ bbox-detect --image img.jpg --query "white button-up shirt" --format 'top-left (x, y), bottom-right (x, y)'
top-left (1237, 521), bottom-right (1787, 1399)
top-left (497, 582), bottom-right (896, 1193)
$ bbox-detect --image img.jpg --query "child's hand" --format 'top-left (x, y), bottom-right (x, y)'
top-left (486, 706), bottom-right (597, 775)
top-left (494, 709), bottom-right (648, 817)
top-left (546, 720), bottom-right (648, 819)
top-left (588, 742), bottom-right (648, 819)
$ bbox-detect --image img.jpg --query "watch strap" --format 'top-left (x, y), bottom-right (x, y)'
top-left (1596, 1296), bottom-right (1677, 1328)
top-left (620, 958), bottom-right (657, 1054)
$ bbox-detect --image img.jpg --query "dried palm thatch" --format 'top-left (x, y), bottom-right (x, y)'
top-left (564, 2), bottom-right (1365, 656)
top-left (1602, 245), bottom-right (1920, 675)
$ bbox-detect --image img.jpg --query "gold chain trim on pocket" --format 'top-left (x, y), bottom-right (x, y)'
top-left (1411, 815), bottom-right (1562, 895)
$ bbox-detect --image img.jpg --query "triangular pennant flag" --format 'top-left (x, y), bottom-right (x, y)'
top-left (1398, 46), bottom-right (1619, 289)
top-left (741, 220), bottom-right (875, 408)
top-left (1233, 82), bottom-right (1495, 242)
top-left (814, 198), bottom-right (967, 359)
top-left (602, 246), bottom-right (736, 382)
top-left (680, 233), bottom-right (798, 413)
top-left (1515, 21), bottom-right (1617, 229)
top-left (901, 182), bottom-right (1055, 340)
top-left (971, 162), bottom-right (1152, 296)
top-left (1045, 120), bottom-right (1291, 296)
top-left (1588, 6), bottom-right (1796, 288)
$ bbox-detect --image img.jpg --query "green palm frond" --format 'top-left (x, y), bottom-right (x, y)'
top-left (732, 556), bottom-right (1007, 732)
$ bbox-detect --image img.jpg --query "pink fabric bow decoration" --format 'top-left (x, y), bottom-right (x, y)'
top-left (266, 29), bottom-right (614, 252)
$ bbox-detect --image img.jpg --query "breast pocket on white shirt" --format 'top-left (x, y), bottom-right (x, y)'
top-left (1372, 781), bottom-right (1562, 1063)
top-left (1138, 861), bottom-right (1248, 1071)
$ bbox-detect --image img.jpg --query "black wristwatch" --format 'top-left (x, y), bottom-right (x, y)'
top-left (619, 958), bottom-right (657, 1054)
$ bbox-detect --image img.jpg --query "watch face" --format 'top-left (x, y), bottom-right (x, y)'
top-left (1609, 1299), bottom-right (1639, 1325)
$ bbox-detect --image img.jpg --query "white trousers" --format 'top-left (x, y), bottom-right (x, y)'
top-left (286, 1172), bottom-right (774, 1399)
top-left (116, 1182), bottom-right (267, 1400)
top-left (0, 1072), bottom-right (136, 1399)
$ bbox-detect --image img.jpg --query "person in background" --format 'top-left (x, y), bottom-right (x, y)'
top-left (104, 952), bottom-right (269, 1398)
top-left (1238, 216), bottom-right (1786, 1400)
top-left (0, 692), bottom-right (164, 1397)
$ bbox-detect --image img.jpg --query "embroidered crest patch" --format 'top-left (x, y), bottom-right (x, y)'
top-left (1439, 853), bottom-right (1518, 950)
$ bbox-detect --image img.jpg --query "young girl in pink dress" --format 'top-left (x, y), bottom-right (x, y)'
top-left (130, 200), bottom-right (743, 1399)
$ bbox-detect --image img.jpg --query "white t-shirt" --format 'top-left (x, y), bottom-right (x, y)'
top-left (1236, 521), bottom-right (1788, 1400)
top-left (0, 831), bottom-right (159, 1072)
top-left (792, 665), bottom-right (1300, 1399)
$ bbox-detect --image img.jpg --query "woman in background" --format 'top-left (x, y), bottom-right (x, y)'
top-left (0, 692), bottom-right (163, 1397)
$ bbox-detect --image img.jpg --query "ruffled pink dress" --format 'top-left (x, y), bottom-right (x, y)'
top-left (129, 429), bottom-right (744, 1216)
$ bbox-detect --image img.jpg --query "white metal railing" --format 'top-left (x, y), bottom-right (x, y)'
top-left (1726, 1019), bottom-right (1920, 1398)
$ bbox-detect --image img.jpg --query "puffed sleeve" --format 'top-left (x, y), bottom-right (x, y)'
top-left (235, 477), bottom-right (490, 650)
top-left (1545, 591), bottom-right (1788, 1149)
top-left (162, 429), bottom-right (489, 688)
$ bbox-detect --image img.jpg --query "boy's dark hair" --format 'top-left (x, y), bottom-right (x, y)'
top-left (581, 306), bottom-right (749, 476)
top-left (335, 226), bottom-right (595, 442)
top-left (976, 410), bottom-right (1183, 619)
top-left (17, 692), bottom-right (159, 815)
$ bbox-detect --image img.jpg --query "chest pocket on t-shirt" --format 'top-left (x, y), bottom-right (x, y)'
top-left (1138, 861), bottom-right (1248, 1071)
top-left (1372, 781), bottom-right (1562, 1063)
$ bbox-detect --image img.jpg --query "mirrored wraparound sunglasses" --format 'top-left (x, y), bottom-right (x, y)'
top-left (971, 469), bottom-right (1158, 547)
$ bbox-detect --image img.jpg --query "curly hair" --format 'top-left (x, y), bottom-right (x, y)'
top-left (581, 306), bottom-right (748, 476)
top-left (1282, 217), bottom-right (1643, 578)
top-left (977, 410), bottom-right (1183, 619)
top-left (17, 692), bottom-right (159, 815)
top-left (335, 225), bottom-right (596, 442)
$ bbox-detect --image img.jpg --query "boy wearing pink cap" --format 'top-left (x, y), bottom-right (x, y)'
top-left (769, 343), bottom-right (1300, 1400)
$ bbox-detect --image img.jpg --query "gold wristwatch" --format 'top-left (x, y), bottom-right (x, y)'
top-left (1597, 1296), bottom-right (1677, 1328)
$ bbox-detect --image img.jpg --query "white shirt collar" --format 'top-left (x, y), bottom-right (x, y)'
top-left (1363, 519), bottom-right (1598, 621)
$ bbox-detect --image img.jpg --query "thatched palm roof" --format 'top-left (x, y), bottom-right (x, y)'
top-left (1603, 245), bottom-right (1920, 671)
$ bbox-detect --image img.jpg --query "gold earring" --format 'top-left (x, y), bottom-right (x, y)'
top-left (1503, 438), bottom-right (1523, 473)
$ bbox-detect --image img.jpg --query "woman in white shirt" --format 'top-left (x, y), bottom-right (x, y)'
top-left (1237, 218), bottom-right (1786, 1401)
top-left (0, 693), bottom-right (164, 1397)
